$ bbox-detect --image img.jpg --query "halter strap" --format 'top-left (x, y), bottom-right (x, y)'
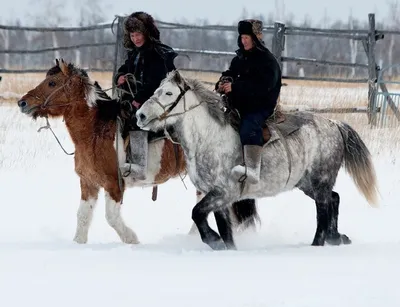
top-left (158, 83), bottom-right (191, 120)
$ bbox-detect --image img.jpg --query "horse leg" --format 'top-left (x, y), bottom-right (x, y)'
top-left (312, 196), bottom-right (330, 246)
top-left (188, 190), bottom-right (204, 235)
top-left (192, 189), bottom-right (232, 250)
top-left (325, 191), bottom-right (352, 245)
top-left (299, 182), bottom-right (331, 246)
top-left (300, 182), bottom-right (350, 246)
top-left (231, 198), bottom-right (259, 232)
top-left (73, 178), bottom-right (99, 244)
top-left (214, 208), bottom-right (236, 250)
top-left (104, 186), bottom-right (139, 244)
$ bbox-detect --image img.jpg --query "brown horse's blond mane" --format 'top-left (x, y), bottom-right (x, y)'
top-left (46, 62), bottom-right (89, 78)
top-left (47, 62), bottom-right (112, 108)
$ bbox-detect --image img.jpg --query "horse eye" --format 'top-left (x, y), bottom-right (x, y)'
top-left (166, 91), bottom-right (173, 96)
top-left (49, 81), bottom-right (56, 87)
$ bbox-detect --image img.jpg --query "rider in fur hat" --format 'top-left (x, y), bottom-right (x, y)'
top-left (114, 11), bottom-right (177, 180)
top-left (215, 19), bottom-right (282, 184)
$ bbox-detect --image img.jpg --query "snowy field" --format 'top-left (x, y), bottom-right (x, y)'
top-left (1, 94), bottom-right (400, 306)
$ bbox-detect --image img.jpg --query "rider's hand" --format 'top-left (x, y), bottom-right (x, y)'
top-left (222, 82), bottom-right (232, 93)
top-left (216, 82), bottom-right (224, 93)
top-left (132, 100), bottom-right (141, 109)
top-left (117, 75), bottom-right (126, 85)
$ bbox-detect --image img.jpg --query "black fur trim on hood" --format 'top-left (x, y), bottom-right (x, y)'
top-left (123, 11), bottom-right (161, 49)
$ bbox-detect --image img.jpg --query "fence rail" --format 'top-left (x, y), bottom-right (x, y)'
top-left (0, 42), bottom-right (115, 54)
top-left (0, 23), bottom-right (114, 31)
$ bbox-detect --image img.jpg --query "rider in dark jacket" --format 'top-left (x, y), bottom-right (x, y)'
top-left (215, 19), bottom-right (282, 184)
top-left (114, 11), bottom-right (177, 180)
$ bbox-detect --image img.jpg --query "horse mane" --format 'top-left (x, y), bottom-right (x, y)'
top-left (46, 63), bottom-right (120, 124)
top-left (92, 81), bottom-right (121, 125)
top-left (164, 71), bottom-right (229, 126)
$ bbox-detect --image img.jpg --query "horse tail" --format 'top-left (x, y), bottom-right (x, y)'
top-left (337, 122), bottom-right (379, 207)
top-left (231, 198), bottom-right (261, 229)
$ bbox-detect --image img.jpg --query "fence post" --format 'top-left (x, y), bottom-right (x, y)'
top-left (367, 13), bottom-right (378, 126)
top-left (112, 15), bottom-right (127, 96)
top-left (272, 22), bottom-right (285, 69)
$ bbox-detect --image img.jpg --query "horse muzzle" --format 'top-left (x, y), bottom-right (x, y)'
top-left (136, 111), bottom-right (149, 129)
top-left (17, 100), bottom-right (38, 115)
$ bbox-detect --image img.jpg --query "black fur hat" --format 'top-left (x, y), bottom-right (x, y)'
top-left (237, 19), bottom-right (266, 50)
top-left (123, 11), bottom-right (160, 49)
top-left (238, 19), bottom-right (263, 39)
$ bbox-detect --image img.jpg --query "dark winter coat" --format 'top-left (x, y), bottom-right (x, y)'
top-left (114, 42), bottom-right (177, 105)
top-left (216, 36), bottom-right (282, 116)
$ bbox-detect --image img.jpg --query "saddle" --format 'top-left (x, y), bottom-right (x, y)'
top-left (262, 110), bottom-right (303, 145)
top-left (225, 105), bottom-right (304, 146)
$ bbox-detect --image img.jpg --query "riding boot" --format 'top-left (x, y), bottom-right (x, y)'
top-left (125, 130), bottom-right (148, 180)
top-left (231, 145), bottom-right (263, 184)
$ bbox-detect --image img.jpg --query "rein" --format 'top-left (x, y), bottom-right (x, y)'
top-left (114, 73), bottom-right (141, 100)
top-left (33, 77), bottom-right (76, 156)
top-left (37, 117), bottom-right (74, 155)
top-left (33, 77), bottom-right (119, 157)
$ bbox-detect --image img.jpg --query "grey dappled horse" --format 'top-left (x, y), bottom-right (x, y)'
top-left (136, 70), bottom-right (379, 250)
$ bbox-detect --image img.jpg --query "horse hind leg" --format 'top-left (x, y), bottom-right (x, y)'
top-left (325, 191), bottom-right (351, 245)
top-left (299, 183), bottom-right (350, 246)
top-left (104, 186), bottom-right (139, 244)
top-left (231, 198), bottom-right (260, 232)
top-left (73, 179), bottom-right (100, 244)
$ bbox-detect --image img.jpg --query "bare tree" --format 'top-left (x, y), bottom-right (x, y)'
top-left (386, 0), bottom-right (399, 77)
top-left (0, 28), bottom-right (10, 69)
top-left (348, 10), bottom-right (358, 78)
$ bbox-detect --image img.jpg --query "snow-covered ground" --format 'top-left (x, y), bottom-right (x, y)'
top-left (1, 103), bottom-right (400, 307)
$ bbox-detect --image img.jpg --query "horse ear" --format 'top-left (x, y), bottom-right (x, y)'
top-left (55, 59), bottom-right (59, 66)
top-left (172, 70), bottom-right (184, 85)
top-left (58, 58), bottom-right (70, 76)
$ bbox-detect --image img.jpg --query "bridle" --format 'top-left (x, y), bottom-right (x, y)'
top-left (144, 80), bottom-right (207, 126)
top-left (27, 75), bottom-right (73, 112)
top-left (27, 75), bottom-right (76, 155)
top-left (157, 82), bottom-right (191, 120)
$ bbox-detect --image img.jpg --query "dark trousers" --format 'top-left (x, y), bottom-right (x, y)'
top-left (239, 109), bottom-right (273, 146)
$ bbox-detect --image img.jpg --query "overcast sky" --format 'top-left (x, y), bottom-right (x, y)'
top-left (0, 0), bottom-right (396, 26)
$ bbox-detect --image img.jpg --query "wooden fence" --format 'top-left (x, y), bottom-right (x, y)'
top-left (1, 13), bottom-right (399, 125)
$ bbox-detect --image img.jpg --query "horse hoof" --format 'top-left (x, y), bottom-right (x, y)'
top-left (341, 234), bottom-right (352, 245)
top-left (73, 236), bottom-right (88, 244)
top-left (209, 240), bottom-right (227, 250)
top-left (121, 230), bottom-right (140, 244)
top-left (311, 237), bottom-right (325, 246)
top-left (225, 243), bottom-right (237, 250)
top-left (326, 233), bottom-right (352, 245)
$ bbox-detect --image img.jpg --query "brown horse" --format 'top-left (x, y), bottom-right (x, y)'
top-left (17, 59), bottom-right (259, 245)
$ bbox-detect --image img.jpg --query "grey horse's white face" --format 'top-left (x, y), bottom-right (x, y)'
top-left (136, 71), bottom-right (190, 132)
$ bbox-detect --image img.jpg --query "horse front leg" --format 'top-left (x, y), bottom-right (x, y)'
top-left (73, 178), bottom-right (100, 244)
top-left (188, 190), bottom-right (204, 235)
top-left (214, 208), bottom-right (235, 250)
top-left (104, 185), bottom-right (139, 244)
top-left (192, 189), bottom-right (234, 250)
